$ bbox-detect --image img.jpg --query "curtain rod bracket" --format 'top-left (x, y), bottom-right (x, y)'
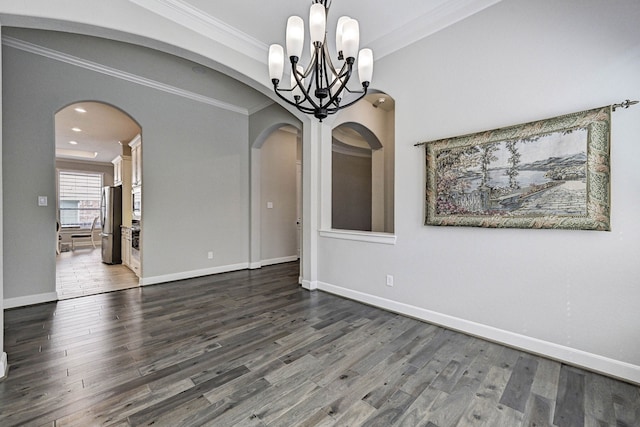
top-left (612, 99), bottom-right (638, 111)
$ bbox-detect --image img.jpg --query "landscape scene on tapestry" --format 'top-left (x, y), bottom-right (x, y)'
top-left (435, 127), bottom-right (588, 217)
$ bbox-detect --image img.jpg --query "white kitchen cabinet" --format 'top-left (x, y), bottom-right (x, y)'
top-left (112, 154), bottom-right (133, 227)
top-left (129, 134), bottom-right (142, 187)
top-left (112, 155), bottom-right (131, 186)
top-left (121, 226), bottom-right (131, 267)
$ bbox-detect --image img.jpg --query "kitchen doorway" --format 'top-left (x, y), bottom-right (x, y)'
top-left (55, 101), bottom-right (141, 299)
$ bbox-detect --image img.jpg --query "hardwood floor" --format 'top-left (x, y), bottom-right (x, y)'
top-left (3, 262), bottom-right (639, 426)
top-left (56, 247), bottom-right (139, 300)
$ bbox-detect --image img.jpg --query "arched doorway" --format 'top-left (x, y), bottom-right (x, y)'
top-left (250, 122), bottom-right (303, 277)
top-left (55, 101), bottom-right (141, 299)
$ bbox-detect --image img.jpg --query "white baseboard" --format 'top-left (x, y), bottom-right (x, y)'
top-left (4, 292), bottom-right (58, 309)
top-left (301, 280), bottom-right (318, 290)
top-left (261, 255), bottom-right (299, 266)
top-left (249, 256), bottom-right (299, 270)
top-left (317, 281), bottom-right (640, 385)
top-left (0, 352), bottom-right (7, 380)
top-left (140, 262), bottom-right (250, 286)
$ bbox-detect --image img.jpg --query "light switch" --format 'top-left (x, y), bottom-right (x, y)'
top-left (38, 196), bottom-right (48, 206)
top-left (267, 202), bottom-right (273, 209)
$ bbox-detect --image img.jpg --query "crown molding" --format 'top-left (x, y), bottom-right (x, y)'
top-left (370, 0), bottom-right (503, 59)
top-left (247, 99), bottom-right (275, 115)
top-left (2, 36), bottom-right (249, 115)
top-left (129, 0), bottom-right (268, 62)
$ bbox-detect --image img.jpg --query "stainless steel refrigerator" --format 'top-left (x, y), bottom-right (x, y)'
top-left (100, 186), bottom-right (122, 264)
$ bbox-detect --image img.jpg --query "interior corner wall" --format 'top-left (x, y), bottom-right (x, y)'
top-left (0, 21), bottom-right (6, 377)
top-left (2, 36), bottom-right (250, 302)
top-left (317, 0), bottom-right (640, 383)
top-left (260, 129), bottom-right (298, 263)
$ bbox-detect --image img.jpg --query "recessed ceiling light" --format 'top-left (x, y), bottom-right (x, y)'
top-left (69, 140), bottom-right (78, 145)
top-left (72, 127), bottom-right (82, 132)
top-left (74, 107), bottom-right (87, 113)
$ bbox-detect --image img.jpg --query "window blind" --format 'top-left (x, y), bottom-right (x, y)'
top-left (59, 171), bottom-right (103, 228)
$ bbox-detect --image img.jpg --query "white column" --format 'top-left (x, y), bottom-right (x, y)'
top-left (249, 147), bottom-right (262, 269)
top-left (301, 120), bottom-right (324, 290)
top-left (371, 147), bottom-right (385, 232)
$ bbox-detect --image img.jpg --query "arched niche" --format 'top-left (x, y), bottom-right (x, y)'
top-left (331, 92), bottom-right (395, 233)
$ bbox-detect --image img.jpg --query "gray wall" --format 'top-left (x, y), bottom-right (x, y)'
top-left (332, 151), bottom-right (372, 231)
top-left (318, 0), bottom-right (640, 380)
top-left (2, 32), bottom-right (251, 299)
top-left (260, 129), bottom-right (298, 262)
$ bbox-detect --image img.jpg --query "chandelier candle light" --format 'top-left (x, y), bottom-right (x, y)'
top-left (268, 0), bottom-right (374, 121)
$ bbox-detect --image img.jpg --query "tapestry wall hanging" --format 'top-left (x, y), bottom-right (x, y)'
top-left (423, 106), bottom-right (611, 230)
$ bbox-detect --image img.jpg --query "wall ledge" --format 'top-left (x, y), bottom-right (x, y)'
top-left (317, 281), bottom-right (640, 386)
top-left (319, 229), bottom-right (397, 245)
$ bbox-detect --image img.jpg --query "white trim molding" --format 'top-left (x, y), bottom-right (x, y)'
top-left (4, 292), bottom-right (58, 309)
top-left (370, 0), bottom-right (504, 59)
top-left (301, 280), bottom-right (318, 291)
top-left (317, 281), bottom-right (640, 385)
top-left (0, 353), bottom-right (7, 380)
top-left (319, 229), bottom-right (397, 245)
top-left (1, 36), bottom-right (249, 115)
top-left (140, 262), bottom-right (250, 286)
top-left (129, 0), bottom-right (267, 61)
top-left (261, 255), bottom-right (299, 267)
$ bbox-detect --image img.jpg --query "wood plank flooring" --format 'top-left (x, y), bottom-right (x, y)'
top-left (2, 262), bottom-right (639, 426)
top-left (56, 247), bottom-right (139, 299)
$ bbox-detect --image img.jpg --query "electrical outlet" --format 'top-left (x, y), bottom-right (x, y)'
top-left (386, 274), bottom-right (394, 287)
top-left (207, 251), bottom-right (214, 259)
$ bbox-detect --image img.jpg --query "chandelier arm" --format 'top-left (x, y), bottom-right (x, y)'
top-left (273, 81), bottom-right (315, 114)
top-left (325, 60), bottom-right (354, 108)
top-left (322, 43), bottom-right (345, 95)
top-left (274, 87), bottom-right (316, 114)
top-left (326, 85), bottom-right (368, 113)
top-left (291, 58), bottom-right (321, 111)
top-left (273, 85), bottom-right (304, 109)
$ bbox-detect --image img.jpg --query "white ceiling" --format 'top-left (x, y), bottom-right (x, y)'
top-left (56, 102), bottom-right (141, 164)
top-left (49, 0), bottom-right (500, 164)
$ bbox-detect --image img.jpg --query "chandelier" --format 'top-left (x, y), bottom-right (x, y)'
top-left (268, 0), bottom-right (373, 121)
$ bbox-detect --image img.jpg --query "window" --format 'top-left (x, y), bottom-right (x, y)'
top-left (58, 171), bottom-right (103, 228)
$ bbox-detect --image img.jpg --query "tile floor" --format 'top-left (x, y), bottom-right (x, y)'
top-left (56, 245), bottom-right (139, 299)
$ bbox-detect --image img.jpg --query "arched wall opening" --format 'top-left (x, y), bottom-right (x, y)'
top-left (331, 92), bottom-right (395, 233)
top-left (55, 100), bottom-right (142, 298)
top-left (250, 120), bottom-right (303, 271)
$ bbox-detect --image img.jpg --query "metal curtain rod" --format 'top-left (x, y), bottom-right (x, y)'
top-left (414, 99), bottom-right (639, 147)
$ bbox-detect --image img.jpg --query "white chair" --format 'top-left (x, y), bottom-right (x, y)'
top-left (70, 217), bottom-right (99, 250)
